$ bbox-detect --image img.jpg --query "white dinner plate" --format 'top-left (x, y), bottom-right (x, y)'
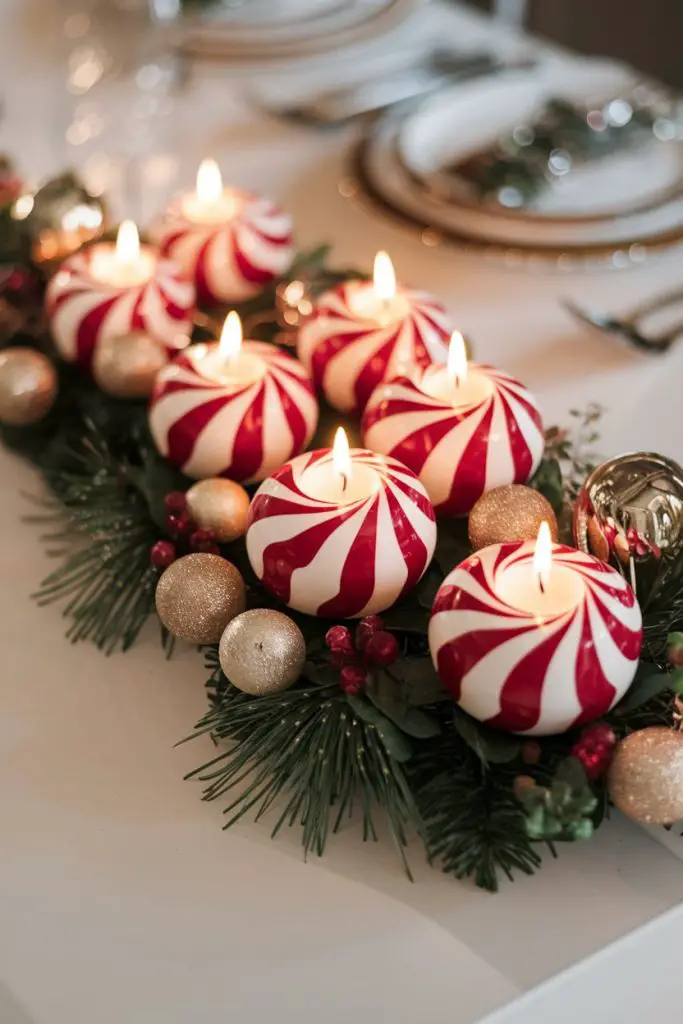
top-left (207, 0), bottom-right (347, 27)
top-left (179, 0), bottom-right (414, 58)
top-left (393, 59), bottom-right (683, 246)
top-left (355, 90), bottom-right (683, 262)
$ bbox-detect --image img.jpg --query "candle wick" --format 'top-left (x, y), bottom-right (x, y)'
top-left (538, 574), bottom-right (545, 595)
top-left (340, 472), bottom-right (348, 494)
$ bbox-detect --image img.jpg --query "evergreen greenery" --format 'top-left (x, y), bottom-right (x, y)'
top-left (0, 165), bottom-right (679, 890)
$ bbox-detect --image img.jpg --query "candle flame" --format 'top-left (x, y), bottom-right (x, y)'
top-left (115, 219), bottom-right (140, 264)
top-left (219, 311), bottom-right (243, 366)
top-left (534, 521), bottom-right (552, 593)
top-left (196, 158), bottom-right (223, 205)
top-left (373, 251), bottom-right (396, 303)
top-left (332, 427), bottom-right (352, 492)
top-left (446, 331), bottom-right (468, 385)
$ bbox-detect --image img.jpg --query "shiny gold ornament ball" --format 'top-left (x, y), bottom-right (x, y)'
top-left (92, 332), bottom-right (169, 399)
top-left (575, 452), bottom-right (683, 604)
top-left (219, 609), bottom-right (306, 695)
top-left (608, 727), bottom-right (683, 825)
top-left (155, 553), bottom-right (246, 644)
top-left (0, 347), bottom-right (57, 426)
top-left (185, 478), bottom-right (251, 544)
top-left (468, 485), bottom-right (559, 551)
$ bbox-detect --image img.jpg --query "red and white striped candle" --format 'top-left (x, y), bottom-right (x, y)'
top-left (151, 159), bottom-right (294, 307)
top-left (46, 220), bottom-right (195, 372)
top-left (246, 428), bottom-right (437, 618)
top-left (297, 252), bottom-right (451, 415)
top-left (362, 332), bottom-right (544, 517)
top-left (429, 525), bottom-right (642, 736)
top-left (149, 312), bottom-right (318, 482)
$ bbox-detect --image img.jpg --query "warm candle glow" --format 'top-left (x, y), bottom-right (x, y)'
top-left (219, 311), bottom-right (243, 366)
top-left (534, 521), bottom-right (552, 593)
top-left (373, 251), bottom-right (396, 303)
top-left (116, 220), bottom-right (140, 264)
top-left (446, 331), bottom-right (468, 386)
top-left (332, 427), bottom-right (352, 492)
top-left (196, 158), bottom-right (223, 206)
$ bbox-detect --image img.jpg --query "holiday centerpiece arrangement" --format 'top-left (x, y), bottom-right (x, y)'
top-left (2, 153), bottom-right (683, 891)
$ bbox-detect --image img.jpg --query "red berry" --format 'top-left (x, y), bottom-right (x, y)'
top-left (356, 615), bottom-right (384, 650)
top-left (325, 625), bottom-right (354, 654)
top-left (166, 511), bottom-right (194, 537)
top-left (583, 724), bottom-right (617, 749)
top-left (189, 528), bottom-right (217, 552)
top-left (150, 540), bottom-right (176, 570)
top-left (340, 663), bottom-right (366, 695)
top-left (164, 491), bottom-right (187, 514)
top-left (571, 723), bottom-right (617, 780)
top-left (364, 630), bottom-right (399, 667)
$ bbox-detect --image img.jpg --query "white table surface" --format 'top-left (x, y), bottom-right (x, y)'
top-left (2, 2), bottom-right (683, 1023)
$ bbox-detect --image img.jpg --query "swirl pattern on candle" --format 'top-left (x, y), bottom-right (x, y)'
top-left (429, 543), bottom-right (642, 736)
top-left (153, 191), bottom-right (293, 306)
top-left (247, 449), bottom-right (437, 618)
top-left (297, 282), bottom-right (451, 415)
top-left (46, 248), bottom-right (195, 372)
top-left (149, 341), bottom-right (318, 483)
top-left (362, 366), bottom-right (544, 516)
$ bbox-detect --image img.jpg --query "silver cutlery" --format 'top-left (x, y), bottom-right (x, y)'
top-left (563, 288), bottom-right (683, 354)
top-left (259, 51), bottom-right (535, 127)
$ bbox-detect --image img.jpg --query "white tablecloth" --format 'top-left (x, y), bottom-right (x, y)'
top-left (2, 3), bottom-right (683, 1022)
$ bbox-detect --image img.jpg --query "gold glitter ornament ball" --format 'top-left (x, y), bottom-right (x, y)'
top-left (0, 347), bottom-right (57, 426)
top-left (92, 332), bottom-right (169, 399)
top-left (155, 553), bottom-right (246, 644)
top-left (468, 485), bottom-right (559, 551)
top-left (608, 727), bottom-right (683, 825)
top-left (185, 478), bottom-right (251, 544)
top-left (219, 609), bottom-right (306, 695)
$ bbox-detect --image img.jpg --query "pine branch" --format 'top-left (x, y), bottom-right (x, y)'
top-left (414, 735), bottom-right (542, 892)
top-left (183, 652), bottom-right (423, 873)
top-left (29, 424), bottom-right (161, 653)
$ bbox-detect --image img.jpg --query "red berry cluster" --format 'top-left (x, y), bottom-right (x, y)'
top-left (571, 723), bottom-right (617, 780)
top-left (149, 491), bottom-right (220, 570)
top-left (324, 616), bottom-right (399, 696)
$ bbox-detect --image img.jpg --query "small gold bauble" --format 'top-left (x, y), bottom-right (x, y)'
top-left (185, 478), bottom-right (251, 544)
top-left (219, 609), bottom-right (306, 695)
top-left (608, 727), bottom-right (683, 825)
top-left (468, 485), bottom-right (559, 551)
top-left (0, 347), bottom-right (57, 426)
top-left (155, 553), bottom-right (246, 644)
top-left (92, 332), bottom-right (169, 399)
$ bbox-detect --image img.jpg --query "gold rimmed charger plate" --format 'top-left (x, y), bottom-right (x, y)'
top-left (350, 113), bottom-right (683, 267)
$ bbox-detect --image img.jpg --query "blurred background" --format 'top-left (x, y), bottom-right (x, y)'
top-left (470, 0), bottom-right (682, 86)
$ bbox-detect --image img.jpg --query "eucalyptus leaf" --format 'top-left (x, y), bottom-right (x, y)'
top-left (346, 694), bottom-right (414, 762)
top-left (367, 672), bottom-right (441, 739)
top-left (303, 661), bottom-right (342, 688)
top-left (453, 711), bottom-right (522, 765)
top-left (614, 668), bottom-right (671, 714)
top-left (395, 657), bottom-right (448, 706)
top-left (669, 667), bottom-right (683, 695)
top-left (554, 756), bottom-right (589, 792)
